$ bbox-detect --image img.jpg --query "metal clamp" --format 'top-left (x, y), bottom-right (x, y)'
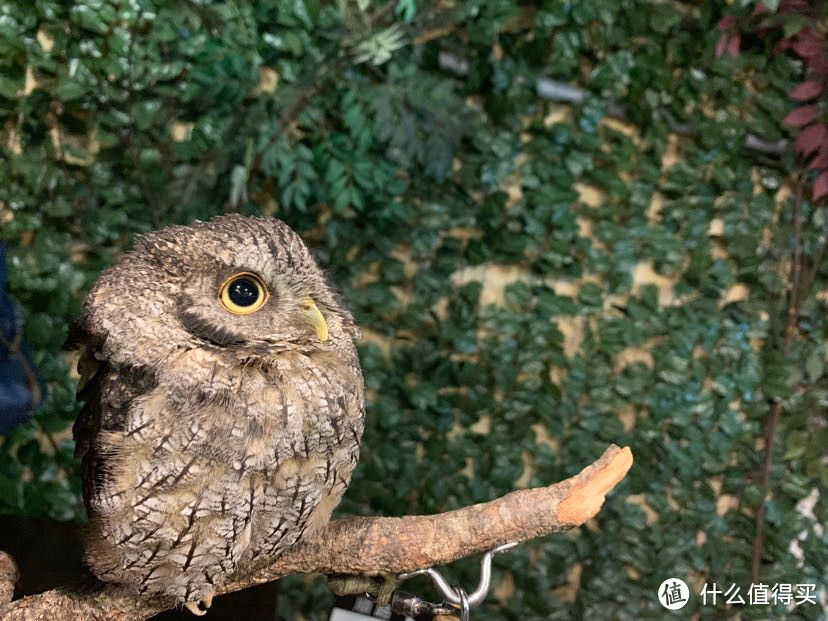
top-left (391, 542), bottom-right (517, 617)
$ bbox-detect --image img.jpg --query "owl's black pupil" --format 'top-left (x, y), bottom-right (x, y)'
top-left (228, 278), bottom-right (259, 307)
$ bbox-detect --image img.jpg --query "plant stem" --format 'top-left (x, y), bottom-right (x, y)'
top-left (750, 179), bottom-right (805, 584)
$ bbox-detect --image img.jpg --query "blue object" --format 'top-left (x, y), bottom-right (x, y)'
top-left (0, 244), bottom-right (45, 433)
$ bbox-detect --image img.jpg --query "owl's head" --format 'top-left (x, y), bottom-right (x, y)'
top-left (79, 215), bottom-right (357, 367)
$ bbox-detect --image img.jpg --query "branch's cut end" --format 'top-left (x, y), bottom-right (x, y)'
top-left (0, 551), bottom-right (19, 607)
top-left (557, 445), bottom-right (633, 525)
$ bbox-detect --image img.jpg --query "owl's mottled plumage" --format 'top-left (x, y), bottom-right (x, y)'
top-left (70, 215), bottom-right (364, 612)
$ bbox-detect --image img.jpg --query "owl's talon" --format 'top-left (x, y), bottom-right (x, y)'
top-left (184, 601), bottom-right (208, 616)
top-left (327, 574), bottom-right (375, 597)
top-left (202, 593), bottom-right (214, 609)
top-left (327, 573), bottom-right (401, 606)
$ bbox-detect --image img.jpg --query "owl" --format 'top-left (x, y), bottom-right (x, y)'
top-left (69, 214), bottom-right (364, 615)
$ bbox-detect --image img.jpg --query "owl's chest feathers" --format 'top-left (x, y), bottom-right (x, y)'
top-left (91, 348), bottom-right (363, 576)
top-left (121, 348), bottom-right (363, 473)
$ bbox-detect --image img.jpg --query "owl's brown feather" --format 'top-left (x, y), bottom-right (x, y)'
top-left (70, 215), bottom-right (364, 607)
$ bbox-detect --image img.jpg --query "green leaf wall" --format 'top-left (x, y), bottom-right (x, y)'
top-left (1, 1), bottom-right (825, 618)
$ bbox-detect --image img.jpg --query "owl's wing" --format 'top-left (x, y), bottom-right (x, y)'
top-left (66, 321), bottom-right (100, 461)
top-left (66, 321), bottom-right (148, 511)
top-left (66, 320), bottom-right (111, 512)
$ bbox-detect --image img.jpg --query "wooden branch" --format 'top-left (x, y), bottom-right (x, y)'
top-left (0, 444), bottom-right (632, 621)
top-left (0, 552), bottom-right (18, 609)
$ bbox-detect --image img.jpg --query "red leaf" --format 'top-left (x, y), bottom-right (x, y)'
top-left (808, 147), bottom-right (828, 170)
top-left (783, 105), bottom-right (820, 126)
top-left (813, 170), bottom-right (828, 201)
top-left (726, 32), bottom-right (741, 58)
top-left (780, 0), bottom-right (809, 9)
top-left (792, 30), bottom-right (824, 59)
top-left (796, 123), bottom-right (828, 156)
top-left (717, 15), bottom-right (736, 31)
top-left (789, 80), bottom-right (824, 101)
top-left (806, 55), bottom-right (828, 76)
top-left (751, 3), bottom-right (768, 16)
top-left (716, 34), bottom-right (730, 59)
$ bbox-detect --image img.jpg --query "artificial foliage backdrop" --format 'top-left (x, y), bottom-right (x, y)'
top-left (1, 1), bottom-right (826, 619)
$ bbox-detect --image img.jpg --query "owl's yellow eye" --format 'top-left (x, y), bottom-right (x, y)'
top-left (218, 272), bottom-right (268, 314)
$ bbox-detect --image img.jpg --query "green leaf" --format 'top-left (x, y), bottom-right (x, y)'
top-left (805, 349), bottom-right (824, 384)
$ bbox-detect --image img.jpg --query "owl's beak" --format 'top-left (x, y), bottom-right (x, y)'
top-left (301, 298), bottom-right (329, 342)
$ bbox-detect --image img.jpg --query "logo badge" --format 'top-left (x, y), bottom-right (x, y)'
top-left (658, 578), bottom-right (690, 610)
